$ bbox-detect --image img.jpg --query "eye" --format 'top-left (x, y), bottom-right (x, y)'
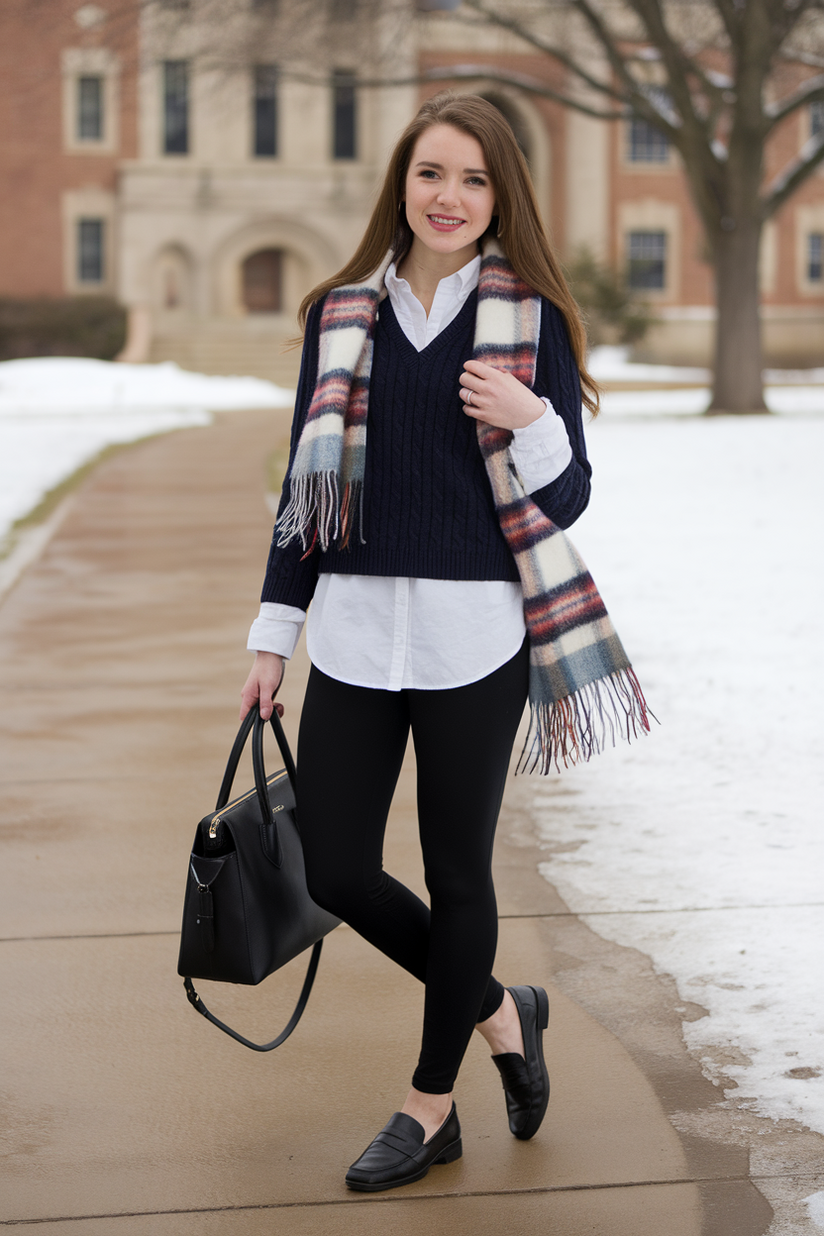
top-left (466, 176), bottom-right (488, 187)
top-left (419, 169), bottom-right (439, 180)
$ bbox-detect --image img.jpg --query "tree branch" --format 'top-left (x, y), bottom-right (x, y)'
top-left (460, 0), bottom-right (627, 103)
top-left (570, 0), bottom-right (682, 138)
top-left (276, 63), bottom-right (628, 120)
top-left (712, 0), bottom-right (746, 46)
top-left (419, 64), bottom-right (626, 118)
top-left (765, 73), bottom-right (824, 128)
top-left (763, 131), bottom-right (824, 215)
top-left (621, 0), bottom-right (709, 138)
top-left (780, 48), bottom-right (824, 70)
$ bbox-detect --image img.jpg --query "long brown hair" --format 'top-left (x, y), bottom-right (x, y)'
top-left (299, 92), bottom-right (599, 414)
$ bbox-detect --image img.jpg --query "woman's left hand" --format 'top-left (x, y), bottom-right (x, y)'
top-left (460, 359), bottom-right (545, 430)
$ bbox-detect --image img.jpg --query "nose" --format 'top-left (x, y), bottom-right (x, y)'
top-left (437, 178), bottom-right (461, 208)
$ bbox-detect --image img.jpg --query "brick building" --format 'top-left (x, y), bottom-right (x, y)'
top-left (0, 0), bottom-right (138, 299)
top-left (0, 0), bottom-right (821, 382)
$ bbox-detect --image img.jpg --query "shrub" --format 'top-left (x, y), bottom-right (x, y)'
top-left (565, 248), bottom-right (656, 349)
top-left (0, 296), bottom-right (127, 361)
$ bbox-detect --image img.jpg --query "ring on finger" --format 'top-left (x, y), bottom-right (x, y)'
top-left (465, 388), bottom-right (473, 406)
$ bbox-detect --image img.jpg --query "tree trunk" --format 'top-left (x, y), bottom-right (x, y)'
top-left (707, 218), bottom-right (769, 414)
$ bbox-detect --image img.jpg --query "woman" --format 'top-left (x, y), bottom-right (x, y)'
top-left (241, 92), bottom-right (603, 1192)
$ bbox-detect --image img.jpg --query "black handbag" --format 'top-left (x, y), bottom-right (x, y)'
top-left (178, 707), bottom-right (339, 1050)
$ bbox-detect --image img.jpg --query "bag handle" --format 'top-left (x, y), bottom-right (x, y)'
top-left (215, 707), bottom-right (297, 816)
top-left (183, 706), bottom-right (321, 1052)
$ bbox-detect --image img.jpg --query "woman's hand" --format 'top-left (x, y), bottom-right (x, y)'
top-left (460, 359), bottom-right (545, 430)
top-left (240, 651), bottom-right (285, 721)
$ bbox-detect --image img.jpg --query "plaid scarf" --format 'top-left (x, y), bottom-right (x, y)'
top-left (277, 240), bottom-right (651, 772)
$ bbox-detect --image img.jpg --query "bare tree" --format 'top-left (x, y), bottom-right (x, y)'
top-left (25, 0), bottom-right (822, 410)
top-left (414, 0), bottom-right (824, 412)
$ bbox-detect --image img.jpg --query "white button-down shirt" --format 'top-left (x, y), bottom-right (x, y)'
top-left (248, 256), bottom-right (574, 690)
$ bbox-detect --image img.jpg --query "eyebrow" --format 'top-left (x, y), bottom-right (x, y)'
top-left (414, 161), bottom-right (489, 175)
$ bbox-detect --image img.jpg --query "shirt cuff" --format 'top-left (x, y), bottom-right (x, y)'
top-left (510, 400), bottom-right (573, 494)
top-left (247, 602), bottom-right (306, 658)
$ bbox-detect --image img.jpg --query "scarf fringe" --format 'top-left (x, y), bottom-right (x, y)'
top-left (276, 475), bottom-right (363, 553)
top-left (517, 666), bottom-right (654, 775)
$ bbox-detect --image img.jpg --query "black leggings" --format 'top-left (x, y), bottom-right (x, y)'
top-left (296, 637), bottom-right (530, 1094)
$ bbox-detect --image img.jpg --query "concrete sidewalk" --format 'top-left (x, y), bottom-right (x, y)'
top-left (0, 408), bottom-right (789, 1233)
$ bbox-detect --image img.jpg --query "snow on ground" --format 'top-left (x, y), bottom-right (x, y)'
top-left (3, 352), bottom-right (823, 1136)
top-left (0, 357), bottom-right (293, 545)
top-left (532, 400), bottom-right (824, 1133)
top-left (589, 344), bottom-right (712, 385)
top-left (590, 344), bottom-right (824, 388)
top-left (600, 384), bottom-right (824, 417)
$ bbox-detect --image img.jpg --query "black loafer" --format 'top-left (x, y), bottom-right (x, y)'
top-left (491, 985), bottom-right (550, 1140)
top-left (345, 1103), bottom-right (462, 1192)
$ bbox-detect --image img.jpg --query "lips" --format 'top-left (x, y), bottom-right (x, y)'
top-left (427, 214), bottom-right (465, 231)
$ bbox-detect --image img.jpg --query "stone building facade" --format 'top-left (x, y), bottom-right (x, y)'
top-left (0, 0), bottom-right (822, 383)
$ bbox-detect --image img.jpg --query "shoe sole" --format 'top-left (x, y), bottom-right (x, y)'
top-left (345, 1137), bottom-right (463, 1192)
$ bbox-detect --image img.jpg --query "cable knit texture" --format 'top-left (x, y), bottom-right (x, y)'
top-left (261, 293), bottom-right (591, 612)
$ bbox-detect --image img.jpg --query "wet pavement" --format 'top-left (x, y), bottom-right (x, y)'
top-left (0, 408), bottom-right (818, 1233)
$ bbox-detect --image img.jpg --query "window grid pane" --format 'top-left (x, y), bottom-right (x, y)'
top-left (78, 76), bottom-right (103, 140)
top-left (627, 230), bottom-right (667, 290)
top-left (332, 70), bottom-right (356, 160)
top-left (253, 65), bottom-right (278, 158)
top-left (628, 118), bottom-right (669, 162)
top-left (163, 60), bottom-right (189, 155)
top-left (809, 233), bottom-right (823, 282)
top-left (78, 218), bottom-right (105, 283)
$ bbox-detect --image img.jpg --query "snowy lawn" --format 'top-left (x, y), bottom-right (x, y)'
top-left (0, 357), bottom-right (293, 546)
top-left (2, 351), bottom-right (822, 1137)
top-left (534, 399), bottom-right (824, 1134)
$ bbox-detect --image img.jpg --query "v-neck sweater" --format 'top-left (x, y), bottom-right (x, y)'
top-left (259, 292), bottom-right (591, 609)
top-left (331, 291), bottom-right (522, 581)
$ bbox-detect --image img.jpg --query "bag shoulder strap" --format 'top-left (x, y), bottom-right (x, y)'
top-left (183, 939), bottom-right (323, 1052)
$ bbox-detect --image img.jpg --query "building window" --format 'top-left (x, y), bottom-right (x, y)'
top-left (253, 65), bottom-right (278, 157)
top-left (627, 88), bottom-right (671, 162)
top-left (332, 69), bottom-right (356, 160)
top-left (811, 101), bottom-right (824, 137)
top-left (809, 233), bottom-right (823, 282)
top-left (77, 218), bottom-right (105, 283)
top-left (163, 60), bottom-right (189, 155)
top-left (242, 248), bottom-right (283, 312)
top-left (627, 230), bottom-right (667, 290)
top-left (627, 117), bottom-right (669, 162)
top-left (77, 75), bottom-right (103, 140)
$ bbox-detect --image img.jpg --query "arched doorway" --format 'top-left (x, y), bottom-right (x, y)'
top-left (242, 248), bottom-right (283, 313)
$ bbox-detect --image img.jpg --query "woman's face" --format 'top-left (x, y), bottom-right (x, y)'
top-left (402, 124), bottom-right (496, 264)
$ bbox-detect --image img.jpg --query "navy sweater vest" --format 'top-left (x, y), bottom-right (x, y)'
top-left (261, 292), bottom-right (592, 612)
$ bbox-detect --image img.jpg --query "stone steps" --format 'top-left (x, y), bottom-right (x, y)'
top-left (150, 327), bottom-right (301, 388)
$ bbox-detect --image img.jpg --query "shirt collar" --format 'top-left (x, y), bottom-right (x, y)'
top-left (386, 253), bottom-right (481, 298)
